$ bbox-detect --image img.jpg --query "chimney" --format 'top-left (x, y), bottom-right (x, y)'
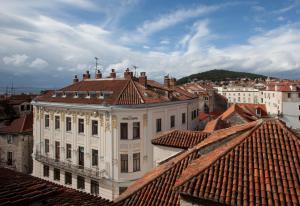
top-left (169, 78), bottom-right (176, 90)
top-left (139, 72), bottom-right (147, 87)
top-left (110, 69), bottom-right (116, 78)
top-left (164, 75), bottom-right (170, 88)
top-left (290, 84), bottom-right (297, 91)
top-left (95, 70), bottom-right (102, 79)
top-left (73, 75), bottom-right (79, 83)
top-left (83, 70), bottom-right (91, 80)
top-left (124, 68), bottom-right (133, 79)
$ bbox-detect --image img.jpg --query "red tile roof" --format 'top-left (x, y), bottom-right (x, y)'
top-left (175, 119), bottom-right (300, 206)
top-left (0, 167), bottom-right (112, 206)
top-left (0, 113), bottom-right (33, 134)
top-left (266, 81), bottom-right (300, 92)
top-left (151, 130), bottom-right (209, 149)
top-left (35, 78), bottom-right (196, 105)
top-left (198, 112), bottom-right (209, 121)
top-left (203, 103), bottom-right (268, 132)
top-left (114, 121), bottom-right (258, 206)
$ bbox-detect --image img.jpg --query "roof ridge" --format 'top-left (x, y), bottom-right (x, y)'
top-left (114, 121), bottom-right (258, 204)
top-left (174, 119), bottom-right (264, 189)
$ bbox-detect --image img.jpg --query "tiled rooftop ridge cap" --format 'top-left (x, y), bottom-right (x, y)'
top-left (114, 120), bottom-right (259, 204)
top-left (173, 118), bottom-right (289, 190)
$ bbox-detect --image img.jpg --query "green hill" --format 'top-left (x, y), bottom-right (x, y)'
top-left (177, 69), bottom-right (268, 84)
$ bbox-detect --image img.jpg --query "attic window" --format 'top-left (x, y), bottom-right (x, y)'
top-left (74, 92), bottom-right (78, 98)
top-left (62, 92), bottom-right (66, 98)
top-left (86, 92), bottom-right (90, 99)
top-left (99, 92), bottom-right (104, 99)
top-left (256, 108), bottom-right (261, 116)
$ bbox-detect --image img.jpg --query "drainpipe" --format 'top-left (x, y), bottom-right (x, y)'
top-left (109, 107), bottom-right (114, 199)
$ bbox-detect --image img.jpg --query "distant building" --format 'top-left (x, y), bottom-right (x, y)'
top-left (32, 69), bottom-right (199, 200)
top-left (216, 86), bottom-right (260, 104)
top-left (0, 113), bottom-right (33, 174)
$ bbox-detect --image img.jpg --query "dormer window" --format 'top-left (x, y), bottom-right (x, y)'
top-left (256, 108), bottom-right (261, 116)
top-left (62, 92), bottom-right (66, 98)
top-left (99, 92), bottom-right (104, 99)
top-left (86, 92), bottom-right (90, 99)
top-left (74, 92), bottom-right (78, 98)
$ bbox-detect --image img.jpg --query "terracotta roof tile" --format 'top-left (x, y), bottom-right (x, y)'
top-left (175, 119), bottom-right (300, 206)
top-left (0, 168), bottom-right (112, 206)
top-left (152, 130), bottom-right (209, 149)
top-left (35, 78), bottom-right (196, 105)
top-left (0, 113), bottom-right (33, 134)
top-left (114, 121), bottom-right (258, 206)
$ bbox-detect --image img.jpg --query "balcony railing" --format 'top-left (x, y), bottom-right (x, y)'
top-left (35, 153), bottom-right (105, 180)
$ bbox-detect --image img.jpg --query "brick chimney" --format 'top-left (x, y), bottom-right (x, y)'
top-left (110, 69), bottom-right (116, 78)
top-left (124, 68), bottom-right (133, 79)
top-left (169, 78), bottom-right (176, 90)
top-left (164, 75), bottom-right (170, 88)
top-left (83, 70), bottom-right (91, 80)
top-left (95, 70), bottom-right (102, 79)
top-left (73, 75), bottom-right (79, 83)
top-left (139, 72), bottom-right (147, 87)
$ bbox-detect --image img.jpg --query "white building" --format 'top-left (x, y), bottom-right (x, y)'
top-left (217, 81), bottom-right (300, 129)
top-left (216, 86), bottom-right (260, 104)
top-left (32, 69), bottom-right (199, 200)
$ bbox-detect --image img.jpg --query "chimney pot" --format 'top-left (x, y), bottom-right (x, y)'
top-left (95, 70), bottom-right (102, 79)
top-left (83, 70), bottom-right (91, 80)
top-left (139, 72), bottom-right (147, 87)
top-left (124, 68), bottom-right (133, 79)
top-left (73, 75), bottom-right (79, 83)
top-left (110, 69), bottom-right (116, 78)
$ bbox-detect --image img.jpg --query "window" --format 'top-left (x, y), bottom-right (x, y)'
top-left (92, 120), bottom-right (98, 136)
top-left (45, 139), bottom-right (49, 153)
top-left (66, 144), bottom-right (72, 159)
top-left (26, 104), bottom-right (30, 110)
top-left (45, 114), bottom-right (49, 128)
top-left (78, 118), bottom-right (84, 133)
top-left (77, 176), bottom-right (85, 189)
top-left (156, 118), bottom-right (162, 132)
top-left (55, 141), bottom-right (60, 160)
top-left (288, 93), bottom-right (291, 98)
top-left (7, 152), bottom-right (12, 165)
top-left (120, 154), bottom-right (128, 173)
top-left (55, 116), bottom-right (60, 130)
top-left (133, 153), bottom-right (140, 172)
top-left (66, 117), bottom-right (72, 132)
top-left (298, 93), bottom-right (300, 98)
top-left (21, 105), bottom-right (25, 111)
top-left (92, 149), bottom-right (98, 166)
top-left (133, 122), bottom-right (140, 139)
top-left (43, 165), bottom-right (49, 177)
top-left (91, 180), bottom-right (99, 195)
top-left (119, 187), bottom-right (127, 195)
top-left (78, 146), bottom-right (84, 167)
top-left (65, 172), bottom-right (72, 185)
top-left (299, 116), bottom-right (300, 121)
top-left (170, 115), bottom-right (175, 128)
top-left (54, 168), bottom-right (60, 180)
top-left (120, 123), bottom-right (128, 140)
top-left (182, 113), bottom-right (186, 124)
top-left (7, 135), bottom-right (13, 144)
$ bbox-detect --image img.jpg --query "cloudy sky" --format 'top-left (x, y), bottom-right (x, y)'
top-left (0, 0), bottom-right (300, 90)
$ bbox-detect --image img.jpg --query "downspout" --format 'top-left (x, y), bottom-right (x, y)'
top-left (109, 106), bottom-right (114, 199)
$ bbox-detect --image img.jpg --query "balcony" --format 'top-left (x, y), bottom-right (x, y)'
top-left (35, 153), bottom-right (105, 180)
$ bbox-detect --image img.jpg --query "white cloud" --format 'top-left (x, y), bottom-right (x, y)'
top-left (29, 58), bottom-right (48, 68)
top-left (3, 54), bottom-right (28, 66)
top-left (121, 4), bottom-right (220, 43)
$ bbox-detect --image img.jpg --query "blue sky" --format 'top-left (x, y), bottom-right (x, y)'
top-left (0, 0), bottom-right (300, 89)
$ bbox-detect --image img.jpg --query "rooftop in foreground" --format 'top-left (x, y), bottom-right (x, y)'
top-left (0, 167), bottom-right (112, 206)
top-left (114, 119), bottom-right (300, 206)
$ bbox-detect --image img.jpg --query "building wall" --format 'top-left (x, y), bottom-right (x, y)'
top-left (153, 145), bottom-right (183, 166)
top-left (32, 99), bottom-right (198, 200)
top-left (217, 87), bottom-right (259, 104)
top-left (0, 133), bottom-right (33, 174)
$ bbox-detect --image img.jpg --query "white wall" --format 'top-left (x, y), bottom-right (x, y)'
top-left (282, 102), bottom-right (300, 129)
top-left (153, 145), bottom-right (183, 166)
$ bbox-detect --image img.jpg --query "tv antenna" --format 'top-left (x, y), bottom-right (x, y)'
top-left (94, 57), bottom-right (100, 76)
top-left (132, 65), bottom-right (138, 77)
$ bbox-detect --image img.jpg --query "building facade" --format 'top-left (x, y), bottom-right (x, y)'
top-left (216, 86), bottom-right (260, 104)
top-left (0, 114), bottom-right (33, 174)
top-left (32, 69), bottom-right (199, 200)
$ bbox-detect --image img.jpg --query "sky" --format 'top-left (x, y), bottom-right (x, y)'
top-left (0, 0), bottom-right (300, 90)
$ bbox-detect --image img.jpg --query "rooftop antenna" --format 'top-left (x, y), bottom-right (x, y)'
top-left (94, 57), bottom-right (99, 76)
top-left (132, 65), bottom-right (138, 77)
